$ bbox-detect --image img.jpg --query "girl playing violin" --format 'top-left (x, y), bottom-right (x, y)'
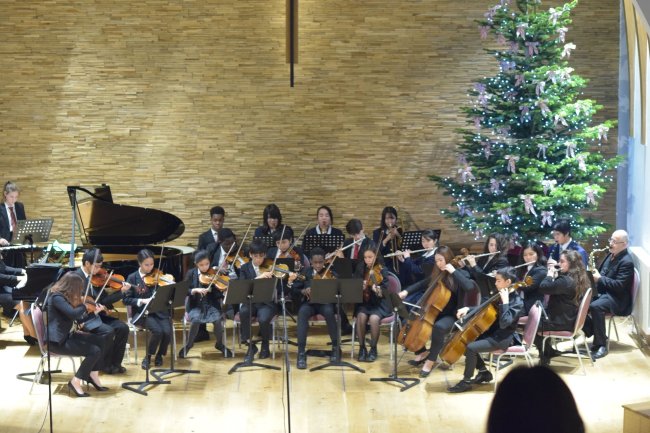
top-left (354, 242), bottom-right (390, 362)
top-left (447, 267), bottom-right (524, 393)
top-left (305, 205), bottom-right (344, 237)
top-left (372, 206), bottom-right (403, 281)
top-left (254, 203), bottom-right (292, 238)
top-left (267, 226), bottom-right (307, 272)
top-left (179, 250), bottom-right (233, 359)
top-left (292, 247), bottom-right (339, 369)
top-left (397, 246), bottom-right (477, 376)
top-left (46, 272), bottom-right (108, 397)
top-left (124, 249), bottom-right (173, 370)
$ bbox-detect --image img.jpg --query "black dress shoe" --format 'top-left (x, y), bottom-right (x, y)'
top-left (141, 356), bottom-right (151, 370)
top-left (330, 346), bottom-right (342, 362)
top-left (67, 381), bottom-right (90, 397)
top-left (23, 335), bottom-right (38, 346)
top-left (592, 346), bottom-right (609, 360)
top-left (357, 346), bottom-right (367, 362)
top-left (215, 343), bottom-right (234, 358)
top-left (448, 380), bottom-right (473, 393)
top-left (244, 343), bottom-right (258, 363)
top-left (367, 346), bottom-right (378, 362)
top-left (86, 377), bottom-right (109, 391)
top-left (408, 358), bottom-right (426, 367)
top-left (154, 355), bottom-right (163, 366)
top-left (259, 344), bottom-right (271, 359)
top-left (297, 352), bottom-right (307, 369)
top-left (112, 365), bottom-right (127, 374)
top-left (178, 345), bottom-right (192, 359)
top-left (470, 370), bottom-right (493, 384)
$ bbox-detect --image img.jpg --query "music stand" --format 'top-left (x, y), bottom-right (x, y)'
top-left (10, 219), bottom-right (52, 263)
top-left (310, 278), bottom-right (365, 373)
top-left (331, 258), bottom-right (356, 279)
top-left (370, 292), bottom-right (420, 392)
top-left (253, 236), bottom-right (275, 249)
top-left (122, 285), bottom-right (174, 396)
top-left (227, 279), bottom-right (280, 374)
top-left (302, 234), bottom-right (345, 256)
top-left (151, 280), bottom-right (200, 381)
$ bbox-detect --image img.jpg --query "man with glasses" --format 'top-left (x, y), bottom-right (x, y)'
top-left (583, 230), bottom-right (635, 360)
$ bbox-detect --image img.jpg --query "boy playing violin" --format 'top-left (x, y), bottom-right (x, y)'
top-left (447, 266), bottom-right (524, 393)
top-left (75, 248), bottom-right (131, 374)
top-left (179, 250), bottom-right (234, 359)
top-left (292, 247), bottom-right (339, 369)
top-left (354, 243), bottom-right (390, 362)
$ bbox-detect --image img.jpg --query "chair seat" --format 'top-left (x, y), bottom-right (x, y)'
top-left (309, 314), bottom-right (326, 321)
top-left (517, 316), bottom-right (528, 325)
top-left (493, 346), bottom-right (526, 355)
top-left (379, 314), bottom-right (395, 325)
top-left (539, 330), bottom-right (573, 337)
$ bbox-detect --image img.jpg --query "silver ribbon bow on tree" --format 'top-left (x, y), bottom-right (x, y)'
top-left (520, 194), bottom-right (538, 216)
top-left (565, 141), bottom-right (577, 158)
top-left (457, 204), bottom-right (474, 217)
top-left (516, 23), bottom-right (528, 39)
top-left (557, 27), bottom-right (568, 43)
top-left (525, 41), bottom-right (540, 57)
top-left (562, 43), bottom-right (576, 58)
top-left (458, 165), bottom-right (476, 183)
top-left (549, 7), bottom-right (562, 25)
top-left (541, 210), bottom-right (555, 226)
top-left (479, 25), bottom-right (490, 39)
top-left (598, 125), bottom-right (609, 142)
top-left (541, 179), bottom-right (557, 195)
top-left (537, 143), bottom-right (549, 159)
top-left (577, 154), bottom-right (587, 171)
top-left (505, 155), bottom-right (519, 173)
top-left (585, 186), bottom-right (596, 205)
top-left (497, 208), bottom-right (512, 224)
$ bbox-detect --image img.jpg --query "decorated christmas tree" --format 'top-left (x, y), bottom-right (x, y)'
top-left (431, 0), bottom-right (620, 241)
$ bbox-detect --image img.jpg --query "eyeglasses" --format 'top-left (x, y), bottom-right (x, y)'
top-left (608, 238), bottom-right (625, 245)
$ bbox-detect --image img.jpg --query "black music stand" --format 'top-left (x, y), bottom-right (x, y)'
top-left (400, 230), bottom-right (442, 252)
top-left (302, 234), bottom-right (345, 256)
top-left (122, 285), bottom-right (173, 396)
top-left (331, 258), bottom-right (357, 279)
top-left (151, 280), bottom-right (200, 381)
top-left (10, 219), bottom-right (52, 264)
top-left (253, 236), bottom-right (275, 249)
top-left (310, 278), bottom-right (365, 373)
top-left (227, 279), bottom-right (280, 374)
top-left (370, 292), bottom-right (420, 392)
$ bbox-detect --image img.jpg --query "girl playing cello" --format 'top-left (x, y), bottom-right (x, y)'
top-left (398, 246), bottom-right (477, 376)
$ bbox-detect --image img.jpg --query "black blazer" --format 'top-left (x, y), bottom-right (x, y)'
top-left (73, 268), bottom-right (124, 310)
top-left (305, 226), bottom-right (344, 237)
top-left (467, 254), bottom-right (510, 298)
top-left (471, 290), bottom-right (524, 342)
top-left (46, 292), bottom-right (88, 344)
top-left (401, 250), bottom-right (437, 285)
top-left (539, 274), bottom-right (578, 329)
top-left (596, 249), bottom-right (635, 315)
top-left (548, 240), bottom-right (588, 265)
top-left (518, 265), bottom-right (547, 313)
top-left (124, 271), bottom-right (169, 320)
top-left (197, 229), bottom-right (218, 252)
top-left (0, 202), bottom-right (26, 242)
top-left (405, 268), bottom-right (477, 317)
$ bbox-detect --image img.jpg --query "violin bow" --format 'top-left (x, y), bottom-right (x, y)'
top-left (228, 222), bottom-right (253, 271)
top-left (286, 222), bottom-right (310, 258)
top-left (269, 224), bottom-right (287, 278)
top-left (322, 242), bottom-right (343, 277)
top-left (83, 249), bottom-right (101, 300)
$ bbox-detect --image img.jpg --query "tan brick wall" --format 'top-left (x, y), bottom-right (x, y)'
top-left (0, 0), bottom-right (619, 249)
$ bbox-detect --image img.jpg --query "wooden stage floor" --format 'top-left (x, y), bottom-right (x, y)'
top-left (1, 316), bottom-right (649, 433)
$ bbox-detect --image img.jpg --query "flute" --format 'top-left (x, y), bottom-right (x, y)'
top-left (384, 247), bottom-right (435, 258)
top-left (325, 237), bottom-right (363, 259)
top-left (486, 260), bottom-right (536, 278)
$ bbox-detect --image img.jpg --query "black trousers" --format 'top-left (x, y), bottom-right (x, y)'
top-left (99, 315), bottom-right (129, 367)
top-left (463, 336), bottom-right (511, 380)
top-left (426, 315), bottom-right (456, 362)
top-left (296, 303), bottom-right (337, 351)
top-left (48, 332), bottom-right (104, 380)
top-left (583, 294), bottom-right (618, 347)
top-left (138, 316), bottom-right (172, 357)
top-left (239, 302), bottom-right (276, 345)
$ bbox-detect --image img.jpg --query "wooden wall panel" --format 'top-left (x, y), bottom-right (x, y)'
top-left (0, 0), bottom-right (619, 247)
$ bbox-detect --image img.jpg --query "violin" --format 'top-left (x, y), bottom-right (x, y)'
top-left (363, 264), bottom-right (384, 303)
top-left (91, 268), bottom-right (128, 291)
top-left (226, 251), bottom-right (250, 269)
top-left (439, 276), bottom-right (532, 365)
top-left (198, 267), bottom-right (230, 292)
top-left (449, 248), bottom-right (471, 268)
top-left (313, 267), bottom-right (335, 280)
top-left (260, 258), bottom-right (306, 280)
top-left (143, 269), bottom-right (175, 287)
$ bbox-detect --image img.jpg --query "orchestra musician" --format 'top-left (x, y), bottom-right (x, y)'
top-left (197, 206), bottom-right (226, 252)
top-left (447, 267), bottom-right (524, 393)
top-left (516, 241), bottom-right (547, 314)
top-left (547, 219), bottom-right (588, 265)
top-left (124, 249), bottom-right (172, 369)
top-left (267, 226), bottom-right (307, 272)
top-left (305, 205), bottom-right (344, 237)
top-left (46, 272), bottom-right (108, 397)
top-left (396, 229), bottom-right (439, 302)
top-left (535, 250), bottom-right (589, 366)
top-left (239, 239), bottom-right (292, 361)
top-left (0, 181), bottom-right (27, 267)
top-left (398, 246), bottom-right (478, 376)
top-left (583, 230), bottom-right (635, 360)
top-left (372, 206), bottom-right (403, 280)
top-left (354, 243), bottom-right (389, 362)
top-left (209, 228), bottom-right (240, 276)
top-left (463, 233), bottom-right (510, 299)
top-left (254, 203), bottom-right (292, 238)
top-left (75, 248), bottom-right (130, 374)
top-left (0, 256), bottom-right (37, 345)
top-left (341, 219), bottom-right (370, 260)
top-left (292, 247), bottom-right (339, 369)
top-left (178, 250), bottom-right (233, 359)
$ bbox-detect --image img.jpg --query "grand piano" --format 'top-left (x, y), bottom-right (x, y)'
top-left (66, 184), bottom-right (192, 280)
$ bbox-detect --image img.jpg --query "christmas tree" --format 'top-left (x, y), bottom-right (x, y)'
top-left (431, 0), bottom-right (620, 241)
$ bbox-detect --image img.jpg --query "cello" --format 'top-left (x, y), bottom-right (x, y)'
top-left (397, 272), bottom-right (452, 352)
top-left (439, 276), bottom-right (532, 365)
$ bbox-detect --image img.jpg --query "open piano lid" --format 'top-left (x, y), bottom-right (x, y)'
top-left (68, 185), bottom-right (185, 245)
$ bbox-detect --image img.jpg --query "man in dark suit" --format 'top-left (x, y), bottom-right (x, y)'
top-left (1, 181), bottom-right (27, 267)
top-left (547, 219), bottom-right (588, 266)
top-left (583, 230), bottom-right (635, 360)
top-left (197, 206), bottom-right (226, 252)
